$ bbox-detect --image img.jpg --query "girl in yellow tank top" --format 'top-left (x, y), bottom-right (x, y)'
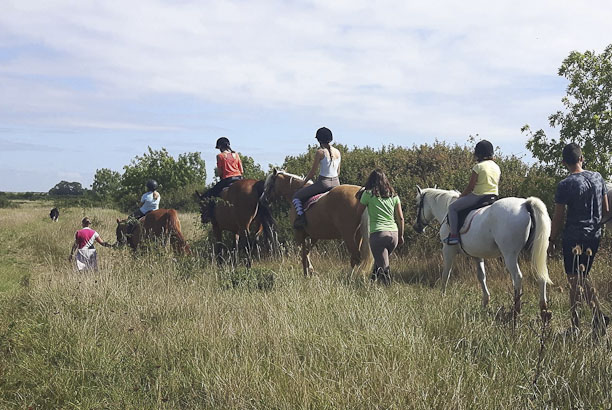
top-left (444, 140), bottom-right (501, 245)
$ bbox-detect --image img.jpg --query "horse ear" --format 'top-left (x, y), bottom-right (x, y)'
top-left (273, 168), bottom-right (278, 175)
top-left (116, 218), bottom-right (121, 224)
top-left (416, 185), bottom-right (422, 195)
top-left (433, 184), bottom-right (438, 189)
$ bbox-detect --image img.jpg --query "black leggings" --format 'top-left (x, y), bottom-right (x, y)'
top-left (202, 176), bottom-right (243, 198)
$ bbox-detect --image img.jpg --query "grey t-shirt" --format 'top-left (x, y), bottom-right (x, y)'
top-left (554, 170), bottom-right (606, 241)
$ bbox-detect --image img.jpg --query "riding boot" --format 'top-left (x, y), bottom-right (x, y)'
top-left (370, 266), bottom-right (378, 282)
top-left (292, 198), bottom-right (307, 228)
top-left (380, 267), bottom-right (392, 286)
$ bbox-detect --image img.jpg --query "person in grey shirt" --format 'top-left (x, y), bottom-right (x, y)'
top-left (549, 143), bottom-right (609, 334)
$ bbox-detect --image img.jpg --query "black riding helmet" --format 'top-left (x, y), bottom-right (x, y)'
top-left (315, 127), bottom-right (333, 144)
top-left (146, 179), bottom-right (158, 191)
top-left (474, 140), bottom-right (494, 161)
top-left (215, 137), bottom-right (231, 150)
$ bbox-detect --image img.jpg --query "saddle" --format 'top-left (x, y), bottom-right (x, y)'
top-left (304, 192), bottom-right (329, 212)
top-left (456, 195), bottom-right (498, 233)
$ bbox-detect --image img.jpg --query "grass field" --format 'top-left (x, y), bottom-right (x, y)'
top-left (1, 203), bottom-right (612, 408)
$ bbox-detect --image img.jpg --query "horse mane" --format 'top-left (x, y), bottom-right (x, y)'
top-left (265, 170), bottom-right (312, 192)
top-left (421, 187), bottom-right (460, 201)
top-left (420, 187), bottom-right (460, 210)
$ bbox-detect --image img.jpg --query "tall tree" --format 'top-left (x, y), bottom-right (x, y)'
top-left (91, 168), bottom-right (122, 200)
top-left (49, 181), bottom-right (84, 196)
top-left (524, 44), bottom-right (612, 178)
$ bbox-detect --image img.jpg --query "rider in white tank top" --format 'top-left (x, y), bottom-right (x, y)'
top-left (319, 152), bottom-right (340, 178)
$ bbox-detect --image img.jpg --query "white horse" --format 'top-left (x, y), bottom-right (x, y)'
top-left (605, 182), bottom-right (612, 230)
top-left (412, 187), bottom-right (552, 319)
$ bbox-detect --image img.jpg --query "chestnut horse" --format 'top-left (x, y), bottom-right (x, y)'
top-left (263, 169), bottom-right (372, 277)
top-left (116, 209), bottom-right (190, 255)
top-left (197, 178), bottom-right (276, 264)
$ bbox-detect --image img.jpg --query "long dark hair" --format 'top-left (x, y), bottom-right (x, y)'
top-left (364, 169), bottom-right (395, 198)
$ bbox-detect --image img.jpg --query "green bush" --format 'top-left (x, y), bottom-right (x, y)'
top-left (272, 141), bottom-right (559, 247)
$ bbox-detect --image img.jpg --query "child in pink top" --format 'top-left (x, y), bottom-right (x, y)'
top-left (69, 217), bottom-right (110, 271)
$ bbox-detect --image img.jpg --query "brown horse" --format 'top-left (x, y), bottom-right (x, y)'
top-left (197, 178), bottom-right (276, 264)
top-left (116, 209), bottom-right (191, 255)
top-left (263, 169), bottom-right (372, 277)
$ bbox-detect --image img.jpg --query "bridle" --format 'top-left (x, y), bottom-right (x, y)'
top-left (414, 192), bottom-right (431, 232)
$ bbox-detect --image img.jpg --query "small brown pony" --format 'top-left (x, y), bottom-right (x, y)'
top-left (116, 209), bottom-right (191, 255)
top-left (197, 178), bottom-right (276, 264)
top-left (263, 169), bottom-right (372, 276)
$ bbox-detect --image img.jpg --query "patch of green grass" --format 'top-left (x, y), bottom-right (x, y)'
top-left (1, 203), bottom-right (612, 408)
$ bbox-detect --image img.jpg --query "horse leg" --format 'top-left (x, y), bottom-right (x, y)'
top-left (475, 258), bottom-right (490, 307)
top-left (233, 233), bottom-right (240, 266)
top-left (502, 251), bottom-right (523, 317)
top-left (539, 278), bottom-right (552, 323)
top-left (242, 229), bottom-right (253, 268)
top-left (441, 244), bottom-right (458, 294)
top-left (212, 223), bottom-right (224, 264)
top-left (301, 241), bottom-right (310, 276)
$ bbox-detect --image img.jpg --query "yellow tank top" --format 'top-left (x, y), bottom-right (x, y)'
top-left (472, 160), bottom-right (500, 195)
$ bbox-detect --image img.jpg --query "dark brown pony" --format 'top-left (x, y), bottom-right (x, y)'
top-left (263, 169), bottom-right (372, 277)
top-left (116, 209), bottom-right (190, 255)
top-left (197, 179), bottom-right (276, 263)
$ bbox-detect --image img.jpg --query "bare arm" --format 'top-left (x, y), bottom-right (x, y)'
top-left (460, 171), bottom-right (478, 197)
top-left (69, 240), bottom-right (78, 261)
top-left (95, 236), bottom-right (111, 247)
top-left (603, 192), bottom-right (610, 215)
top-left (549, 203), bottom-right (566, 241)
top-left (356, 202), bottom-right (366, 216)
top-left (395, 201), bottom-right (405, 246)
top-left (304, 150), bottom-right (324, 183)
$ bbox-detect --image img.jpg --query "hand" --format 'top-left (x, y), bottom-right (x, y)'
top-left (102, 242), bottom-right (111, 248)
top-left (398, 236), bottom-right (405, 247)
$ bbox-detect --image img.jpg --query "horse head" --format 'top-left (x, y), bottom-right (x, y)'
top-left (115, 218), bottom-right (134, 247)
top-left (263, 168), bottom-right (281, 201)
top-left (413, 187), bottom-right (434, 233)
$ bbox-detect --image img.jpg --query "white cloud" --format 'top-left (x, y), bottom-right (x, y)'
top-left (0, 0), bottom-right (611, 189)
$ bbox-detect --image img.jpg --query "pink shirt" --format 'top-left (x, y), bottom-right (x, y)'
top-left (75, 227), bottom-right (99, 249)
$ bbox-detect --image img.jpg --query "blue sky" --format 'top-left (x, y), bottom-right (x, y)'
top-left (1, 0), bottom-right (610, 192)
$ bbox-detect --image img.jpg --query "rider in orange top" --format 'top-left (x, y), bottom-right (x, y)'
top-left (200, 137), bottom-right (244, 199)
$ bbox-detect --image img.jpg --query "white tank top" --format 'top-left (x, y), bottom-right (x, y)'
top-left (319, 150), bottom-right (341, 178)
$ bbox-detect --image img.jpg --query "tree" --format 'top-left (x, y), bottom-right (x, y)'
top-left (524, 44), bottom-right (612, 178)
top-left (117, 147), bottom-right (206, 211)
top-left (91, 168), bottom-right (121, 200)
top-left (49, 181), bottom-right (84, 196)
top-left (212, 152), bottom-right (266, 182)
top-left (121, 147), bottom-right (206, 193)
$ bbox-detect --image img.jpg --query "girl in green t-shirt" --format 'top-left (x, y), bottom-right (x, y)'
top-left (357, 169), bottom-right (404, 285)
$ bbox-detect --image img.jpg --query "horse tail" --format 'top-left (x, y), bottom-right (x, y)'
top-left (168, 210), bottom-right (189, 255)
top-left (254, 180), bottom-right (278, 252)
top-left (357, 209), bottom-right (373, 273)
top-left (525, 197), bottom-right (552, 285)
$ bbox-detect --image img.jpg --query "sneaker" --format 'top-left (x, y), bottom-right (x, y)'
top-left (293, 214), bottom-right (307, 229)
top-left (443, 234), bottom-right (459, 245)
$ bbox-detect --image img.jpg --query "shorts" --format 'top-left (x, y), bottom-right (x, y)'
top-left (562, 238), bottom-right (600, 276)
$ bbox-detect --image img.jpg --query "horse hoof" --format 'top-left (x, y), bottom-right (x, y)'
top-left (541, 310), bottom-right (552, 324)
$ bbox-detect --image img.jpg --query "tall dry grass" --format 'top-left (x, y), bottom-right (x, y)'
top-left (1, 204), bottom-right (612, 408)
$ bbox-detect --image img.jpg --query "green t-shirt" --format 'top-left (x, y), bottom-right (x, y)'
top-left (360, 190), bottom-right (400, 233)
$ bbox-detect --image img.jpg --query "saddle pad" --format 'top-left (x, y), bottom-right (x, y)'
top-left (459, 207), bottom-right (486, 235)
top-left (304, 192), bottom-right (329, 212)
